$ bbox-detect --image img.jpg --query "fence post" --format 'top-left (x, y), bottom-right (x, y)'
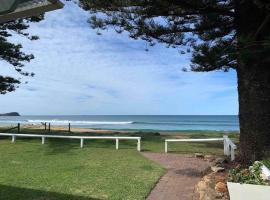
top-left (68, 123), bottom-right (71, 132)
top-left (165, 141), bottom-right (168, 153)
top-left (12, 135), bottom-right (16, 143)
top-left (48, 123), bottom-right (51, 132)
top-left (116, 138), bottom-right (119, 150)
top-left (231, 147), bottom-right (235, 161)
top-left (17, 123), bottom-right (20, 133)
top-left (42, 137), bottom-right (45, 144)
top-left (223, 135), bottom-right (229, 156)
top-left (45, 122), bottom-right (47, 130)
top-left (80, 138), bottom-right (84, 148)
top-left (137, 139), bottom-right (141, 151)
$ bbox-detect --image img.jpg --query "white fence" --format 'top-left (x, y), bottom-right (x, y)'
top-left (165, 135), bottom-right (237, 161)
top-left (0, 133), bottom-right (141, 151)
top-left (223, 135), bottom-right (237, 161)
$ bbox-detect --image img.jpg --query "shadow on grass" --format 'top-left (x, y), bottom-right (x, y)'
top-left (165, 142), bottom-right (224, 155)
top-left (171, 141), bottom-right (223, 148)
top-left (44, 138), bottom-right (138, 155)
top-left (200, 142), bottom-right (224, 148)
top-left (0, 184), bottom-right (101, 200)
top-left (1, 136), bottom-right (82, 155)
top-left (45, 138), bottom-right (81, 155)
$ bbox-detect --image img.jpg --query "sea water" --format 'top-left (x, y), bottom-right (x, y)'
top-left (0, 115), bottom-right (239, 132)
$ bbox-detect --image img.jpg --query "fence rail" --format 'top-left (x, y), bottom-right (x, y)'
top-left (1, 122), bottom-right (71, 132)
top-left (165, 135), bottom-right (237, 161)
top-left (0, 133), bottom-right (141, 151)
top-left (0, 123), bottom-right (20, 133)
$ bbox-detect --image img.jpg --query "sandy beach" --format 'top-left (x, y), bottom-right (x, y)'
top-left (0, 124), bottom-right (201, 138)
top-left (19, 124), bottom-right (129, 134)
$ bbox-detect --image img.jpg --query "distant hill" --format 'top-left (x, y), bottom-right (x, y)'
top-left (0, 112), bottom-right (20, 116)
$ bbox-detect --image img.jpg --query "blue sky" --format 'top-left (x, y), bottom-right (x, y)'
top-left (0, 2), bottom-right (238, 115)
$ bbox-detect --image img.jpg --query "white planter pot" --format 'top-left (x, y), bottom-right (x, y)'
top-left (261, 164), bottom-right (270, 181)
top-left (227, 182), bottom-right (270, 200)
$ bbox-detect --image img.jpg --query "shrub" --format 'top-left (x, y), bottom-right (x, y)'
top-left (228, 161), bottom-right (268, 185)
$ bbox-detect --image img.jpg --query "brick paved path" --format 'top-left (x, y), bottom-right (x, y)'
top-left (143, 152), bottom-right (210, 200)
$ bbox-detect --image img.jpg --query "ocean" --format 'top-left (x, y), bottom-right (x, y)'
top-left (0, 115), bottom-right (239, 132)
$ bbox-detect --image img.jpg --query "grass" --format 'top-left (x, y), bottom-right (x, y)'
top-left (0, 127), bottom-right (239, 155)
top-left (0, 139), bottom-right (164, 200)
top-left (0, 128), bottom-right (239, 200)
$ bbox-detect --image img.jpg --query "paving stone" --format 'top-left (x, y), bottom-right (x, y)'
top-left (142, 152), bottom-right (210, 200)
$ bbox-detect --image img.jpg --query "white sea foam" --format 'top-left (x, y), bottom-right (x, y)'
top-left (27, 120), bottom-right (133, 125)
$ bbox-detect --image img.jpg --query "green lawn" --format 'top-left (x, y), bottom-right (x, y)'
top-left (0, 128), bottom-right (239, 200)
top-left (0, 127), bottom-right (239, 154)
top-left (0, 139), bottom-right (164, 200)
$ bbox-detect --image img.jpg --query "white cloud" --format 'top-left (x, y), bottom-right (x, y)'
top-left (0, 2), bottom-right (238, 115)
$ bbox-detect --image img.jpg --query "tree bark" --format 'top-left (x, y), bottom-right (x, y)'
top-left (236, 1), bottom-right (270, 163)
top-left (237, 61), bottom-right (270, 162)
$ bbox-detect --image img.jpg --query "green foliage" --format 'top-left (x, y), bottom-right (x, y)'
top-left (0, 76), bottom-right (20, 94)
top-left (263, 160), bottom-right (270, 169)
top-left (80, 0), bottom-right (270, 72)
top-left (0, 16), bottom-right (43, 94)
top-left (228, 161), bottom-right (268, 185)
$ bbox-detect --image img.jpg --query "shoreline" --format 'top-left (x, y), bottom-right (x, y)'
top-left (0, 124), bottom-right (239, 135)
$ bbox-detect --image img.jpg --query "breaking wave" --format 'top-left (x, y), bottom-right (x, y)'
top-left (27, 120), bottom-right (134, 125)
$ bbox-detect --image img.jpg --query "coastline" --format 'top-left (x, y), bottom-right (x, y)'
top-left (0, 115), bottom-right (239, 132)
top-left (0, 124), bottom-right (239, 136)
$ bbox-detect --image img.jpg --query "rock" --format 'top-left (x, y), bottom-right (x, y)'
top-left (214, 163), bottom-right (225, 168)
top-left (215, 182), bottom-right (227, 193)
top-left (0, 112), bottom-right (20, 116)
top-left (205, 191), bottom-right (216, 200)
top-left (205, 155), bottom-right (214, 158)
top-left (204, 155), bottom-right (216, 162)
top-left (197, 172), bottom-right (229, 200)
top-left (197, 176), bottom-right (217, 200)
top-left (197, 180), bottom-right (208, 191)
top-left (215, 192), bottom-right (225, 199)
top-left (195, 153), bottom-right (204, 158)
top-left (214, 157), bottom-right (227, 165)
top-left (211, 166), bottom-right (225, 173)
top-left (215, 175), bottom-right (226, 183)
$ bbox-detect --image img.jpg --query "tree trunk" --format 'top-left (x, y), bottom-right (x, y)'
top-left (236, 1), bottom-right (270, 163)
top-left (237, 61), bottom-right (270, 163)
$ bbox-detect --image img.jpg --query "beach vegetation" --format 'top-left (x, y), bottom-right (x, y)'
top-left (228, 161), bottom-right (269, 185)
